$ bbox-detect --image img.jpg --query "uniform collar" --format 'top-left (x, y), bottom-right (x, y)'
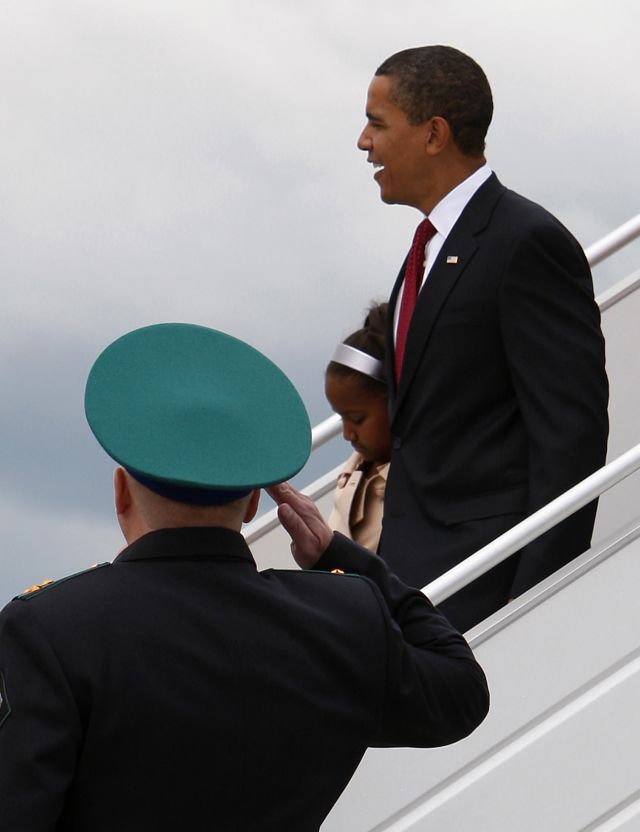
top-left (115, 526), bottom-right (256, 566)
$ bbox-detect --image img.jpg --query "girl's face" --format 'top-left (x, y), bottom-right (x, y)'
top-left (325, 373), bottom-right (391, 463)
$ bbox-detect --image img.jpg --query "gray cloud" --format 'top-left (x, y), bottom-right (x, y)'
top-left (1, 0), bottom-right (638, 597)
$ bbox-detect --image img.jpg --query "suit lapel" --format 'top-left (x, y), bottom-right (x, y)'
top-left (392, 173), bottom-right (506, 418)
top-left (387, 255), bottom-right (407, 403)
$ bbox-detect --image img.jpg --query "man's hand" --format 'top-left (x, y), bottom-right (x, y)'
top-left (267, 482), bottom-right (333, 569)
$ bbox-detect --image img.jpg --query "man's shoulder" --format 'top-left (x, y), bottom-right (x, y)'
top-left (500, 186), bottom-right (557, 220)
top-left (0, 562), bottom-right (116, 638)
top-left (262, 565), bottom-right (379, 604)
top-left (261, 566), bottom-right (388, 635)
top-left (461, 182), bottom-right (582, 268)
top-left (12, 562), bottom-right (112, 603)
top-left (467, 172), bottom-right (563, 226)
top-left (488, 180), bottom-right (575, 238)
top-left (263, 566), bottom-right (369, 586)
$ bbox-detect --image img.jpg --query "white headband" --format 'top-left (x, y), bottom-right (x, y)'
top-left (330, 343), bottom-right (386, 383)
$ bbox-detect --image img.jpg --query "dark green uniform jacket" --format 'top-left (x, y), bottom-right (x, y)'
top-left (0, 527), bottom-right (488, 831)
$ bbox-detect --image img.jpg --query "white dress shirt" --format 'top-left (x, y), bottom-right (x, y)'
top-left (394, 164), bottom-right (493, 338)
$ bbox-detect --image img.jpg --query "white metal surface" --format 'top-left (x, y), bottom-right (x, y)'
top-left (322, 518), bottom-right (640, 831)
top-left (581, 791), bottom-right (640, 832)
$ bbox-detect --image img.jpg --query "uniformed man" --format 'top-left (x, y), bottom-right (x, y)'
top-left (0, 323), bottom-right (489, 831)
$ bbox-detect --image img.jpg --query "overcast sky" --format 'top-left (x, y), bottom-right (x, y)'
top-left (1, 0), bottom-right (639, 598)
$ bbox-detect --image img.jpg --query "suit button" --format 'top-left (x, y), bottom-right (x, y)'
top-left (392, 437), bottom-right (402, 450)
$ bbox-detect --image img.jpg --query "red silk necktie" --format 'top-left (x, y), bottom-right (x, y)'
top-left (395, 218), bottom-right (437, 382)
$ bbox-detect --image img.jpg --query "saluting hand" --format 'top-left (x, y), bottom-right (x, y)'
top-left (267, 482), bottom-right (333, 569)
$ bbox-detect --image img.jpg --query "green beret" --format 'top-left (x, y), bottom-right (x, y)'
top-left (85, 323), bottom-right (311, 495)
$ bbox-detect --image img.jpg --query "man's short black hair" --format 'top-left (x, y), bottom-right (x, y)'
top-left (376, 45), bottom-right (493, 156)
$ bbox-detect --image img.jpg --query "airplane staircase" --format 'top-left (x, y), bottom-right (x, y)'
top-left (244, 214), bottom-right (640, 832)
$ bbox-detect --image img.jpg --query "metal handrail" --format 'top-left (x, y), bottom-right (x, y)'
top-left (584, 213), bottom-right (640, 267)
top-left (597, 269), bottom-right (640, 313)
top-left (308, 214), bottom-right (640, 454)
top-left (424, 441), bottom-right (640, 604)
top-left (311, 413), bottom-right (341, 451)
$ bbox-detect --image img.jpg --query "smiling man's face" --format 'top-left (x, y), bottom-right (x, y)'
top-left (357, 74), bottom-right (433, 211)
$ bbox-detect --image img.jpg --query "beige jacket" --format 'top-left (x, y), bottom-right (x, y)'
top-left (327, 452), bottom-right (389, 553)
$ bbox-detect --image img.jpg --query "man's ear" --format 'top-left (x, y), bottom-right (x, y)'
top-left (114, 467), bottom-right (131, 517)
top-left (243, 489), bottom-right (261, 524)
top-left (425, 116), bottom-right (452, 155)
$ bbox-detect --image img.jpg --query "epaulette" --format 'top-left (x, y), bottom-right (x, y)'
top-left (312, 568), bottom-right (360, 578)
top-left (14, 562), bottom-right (111, 601)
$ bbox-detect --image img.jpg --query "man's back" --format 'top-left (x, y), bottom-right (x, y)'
top-left (0, 526), bottom-right (487, 831)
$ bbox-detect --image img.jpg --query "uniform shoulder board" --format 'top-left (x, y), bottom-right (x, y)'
top-left (14, 562), bottom-right (111, 601)
top-left (310, 568), bottom-right (360, 578)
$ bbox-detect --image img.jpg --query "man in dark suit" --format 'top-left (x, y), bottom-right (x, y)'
top-left (0, 323), bottom-right (488, 831)
top-left (357, 46), bottom-right (609, 632)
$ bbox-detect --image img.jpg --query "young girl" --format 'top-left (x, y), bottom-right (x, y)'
top-left (325, 303), bottom-right (390, 552)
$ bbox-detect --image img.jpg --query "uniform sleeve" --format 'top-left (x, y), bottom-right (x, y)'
top-left (315, 533), bottom-right (490, 748)
top-left (0, 600), bottom-right (82, 830)
top-left (499, 219), bottom-right (609, 596)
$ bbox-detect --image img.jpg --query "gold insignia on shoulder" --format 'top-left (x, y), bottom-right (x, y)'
top-left (15, 563), bottom-right (110, 602)
top-left (21, 579), bottom-right (55, 595)
top-left (330, 569), bottom-right (345, 575)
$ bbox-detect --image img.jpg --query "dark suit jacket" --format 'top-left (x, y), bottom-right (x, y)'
top-left (379, 173), bottom-right (609, 629)
top-left (0, 526), bottom-right (488, 831)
